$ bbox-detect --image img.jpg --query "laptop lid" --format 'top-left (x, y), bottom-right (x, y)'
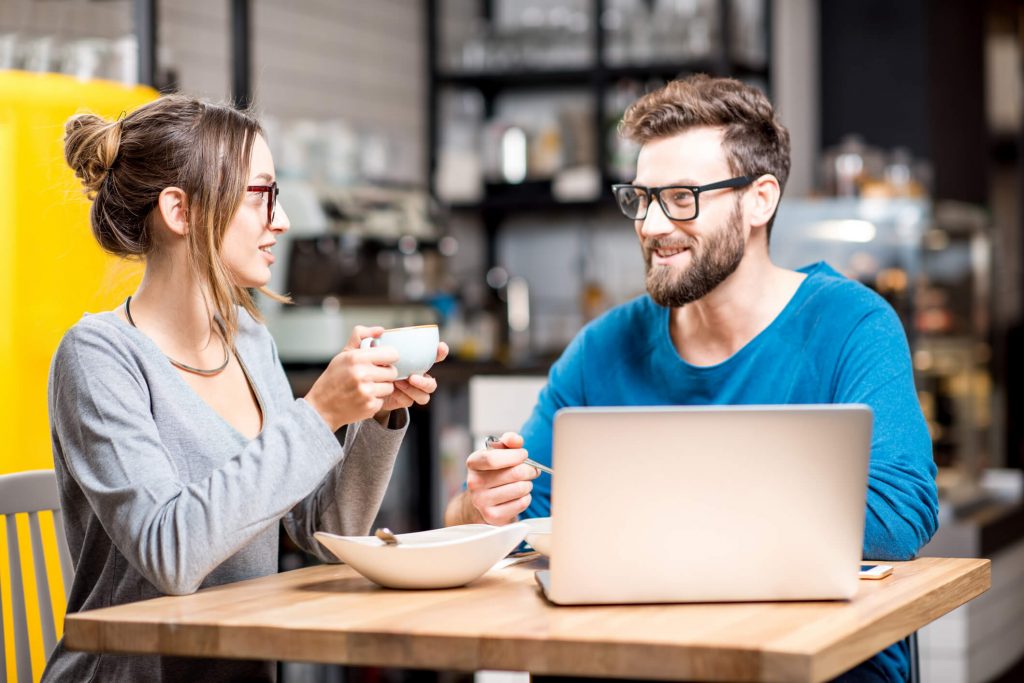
top-left (543, 405), bottom-right (872, 605)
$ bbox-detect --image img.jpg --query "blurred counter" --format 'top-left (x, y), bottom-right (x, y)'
top-left (919, 468), bottom-right (1024, 682)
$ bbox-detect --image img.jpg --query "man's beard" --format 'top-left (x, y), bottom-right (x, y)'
top-left (643, 202), bottom-right (745, 308)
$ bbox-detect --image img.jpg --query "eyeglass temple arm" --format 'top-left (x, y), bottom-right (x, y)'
top-left (697, 175), bottom-right (759, 193)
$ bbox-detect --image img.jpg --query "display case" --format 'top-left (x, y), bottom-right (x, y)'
top-left (771, 198), bottom-right (995, 503)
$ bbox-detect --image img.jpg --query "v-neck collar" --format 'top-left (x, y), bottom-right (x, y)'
top-left (657, 267), bottom-right (816, 373)
top-left (96, 310), bottom-right (266, 441)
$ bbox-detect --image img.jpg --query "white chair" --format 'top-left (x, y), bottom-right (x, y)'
top-left (467, 375), bottom-right (546, 683)
top-left (468, 375), bottom-right (548, 449)
top-left (0, 469), bottom-right (74, 683)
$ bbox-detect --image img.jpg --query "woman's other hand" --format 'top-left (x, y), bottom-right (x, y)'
top-left (377, 342), bottom-right (449, 414)
top-left (305, 326), bottom-right (399, 431)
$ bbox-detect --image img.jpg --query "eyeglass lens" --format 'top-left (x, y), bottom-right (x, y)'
top-left (616, 186), bottom-right (649, 219)
top-left (616, 186), bottom-right (697, 220)
top-left (266, 183), bottom-right (277, 224)
top-left (246, 184), bottom-right (278, 225)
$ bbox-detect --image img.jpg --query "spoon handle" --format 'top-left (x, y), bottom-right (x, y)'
top-left (485, 436), bottom-right (554, 476)
top-left (374, 527), bottom-right (399, 545)
top-left (524, 458), bottom-right (554, 476)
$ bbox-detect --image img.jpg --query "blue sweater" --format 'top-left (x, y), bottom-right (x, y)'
top-left (519, 262), bottom-right (938, 682)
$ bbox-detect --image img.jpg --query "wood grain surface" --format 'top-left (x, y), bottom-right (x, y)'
top-left (64, 556), bottom-right (990, 683)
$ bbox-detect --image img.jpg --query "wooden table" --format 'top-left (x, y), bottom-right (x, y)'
top-left (64, 556), bottom-right (990, 683)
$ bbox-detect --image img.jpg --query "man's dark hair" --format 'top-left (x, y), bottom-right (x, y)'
top-left (619, 75), bottom-right (791, 237)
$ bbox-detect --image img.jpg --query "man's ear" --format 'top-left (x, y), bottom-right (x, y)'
top-left (746, 174), bottom-right (781, 231)
top-left (155, 187), bottom-right (189, 237)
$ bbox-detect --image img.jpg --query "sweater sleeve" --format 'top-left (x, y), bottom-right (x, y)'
top-left (288, 414), bottom-right (408, 562)
top-left (266, 327), bottom-right (409, 561)
top-left (49, 323), bottom-right (345, 595)
top-left (832, 305), bottom-right (939, 560)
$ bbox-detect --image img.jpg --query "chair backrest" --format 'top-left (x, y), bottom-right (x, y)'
top-left (468, 375), bottom-right (547, 448)
top-left (466, 377), bottom-right (545, 683)
top-left (0, 469), bottom-right (73, 683)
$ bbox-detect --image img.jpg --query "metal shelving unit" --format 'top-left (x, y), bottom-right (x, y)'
top-left (131, 0), bottom-right (251, 109)
top-left (425, 0), bottom-right (772, 269)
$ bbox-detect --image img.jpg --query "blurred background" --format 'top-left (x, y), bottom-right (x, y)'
top-left (2, 0), bottom-right (1024, 681)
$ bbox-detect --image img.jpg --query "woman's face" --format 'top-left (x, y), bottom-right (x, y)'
top-left (221, 134), bottom-right (289, 288)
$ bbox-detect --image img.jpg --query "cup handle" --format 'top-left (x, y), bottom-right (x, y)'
top-left (359, 337), bottom-right (379, 350)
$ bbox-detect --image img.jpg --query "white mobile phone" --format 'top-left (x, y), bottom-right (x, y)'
top-left (859, 563), bottom-right (894, 580)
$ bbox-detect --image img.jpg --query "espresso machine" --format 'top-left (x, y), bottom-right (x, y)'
top-left (262, 179), bottom-right (442, 363)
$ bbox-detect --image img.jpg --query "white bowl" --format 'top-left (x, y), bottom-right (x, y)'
top-left (522, 517), bottom-right (552, 557)
top-left (314, 523), bottom-right (528, 590)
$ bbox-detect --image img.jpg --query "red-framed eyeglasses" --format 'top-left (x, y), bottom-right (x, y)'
top-left (246, 181), bottom-right (279, 225)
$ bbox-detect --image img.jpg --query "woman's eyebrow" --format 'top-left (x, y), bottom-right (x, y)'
top-left (251, 172), bottom-right (273, 183)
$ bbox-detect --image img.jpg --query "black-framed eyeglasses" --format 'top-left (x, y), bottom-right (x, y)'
top-left (246, 181), bottom-right (279, 225)
top-left (611, 176), bottom-right (756, 221)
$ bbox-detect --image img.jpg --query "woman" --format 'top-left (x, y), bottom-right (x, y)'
top-left (42, 95), bottom-right (446, 681)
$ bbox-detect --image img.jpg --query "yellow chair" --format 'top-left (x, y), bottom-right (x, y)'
top-left (0, 470), bottom-right (73, 683)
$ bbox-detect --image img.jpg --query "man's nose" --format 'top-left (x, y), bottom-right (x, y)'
top-left (638, 199), bottom-right (675, 238)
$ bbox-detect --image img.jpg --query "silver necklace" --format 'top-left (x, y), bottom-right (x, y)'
top-left (124, 296), bottom-right (231, 376)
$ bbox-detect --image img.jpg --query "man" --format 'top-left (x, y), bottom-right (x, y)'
top-left (445, 75), bottom-right (937, 682)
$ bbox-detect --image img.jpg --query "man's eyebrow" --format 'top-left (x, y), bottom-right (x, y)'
top-left (632, 179), bottom-right (700, 186)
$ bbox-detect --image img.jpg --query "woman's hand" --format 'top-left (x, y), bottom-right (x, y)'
top-left (305, 326), bottom-right (400, 432)
top-left (376, 342), bottom-right (450, 415)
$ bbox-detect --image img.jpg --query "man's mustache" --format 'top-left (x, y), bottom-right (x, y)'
top-left (643, 238), bottom-right (695, 253)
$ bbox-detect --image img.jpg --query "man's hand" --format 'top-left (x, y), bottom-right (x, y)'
top-left (445, 432), bottom-right (541, 526)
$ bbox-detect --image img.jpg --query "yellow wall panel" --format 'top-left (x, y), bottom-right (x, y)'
top-left (1, 71), bottom-right (158, 682)
top-left (1, 71), bottom-right (156, 476)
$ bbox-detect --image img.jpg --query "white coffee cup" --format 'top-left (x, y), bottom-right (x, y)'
top-left (359, 324), bottom-right (440, 380)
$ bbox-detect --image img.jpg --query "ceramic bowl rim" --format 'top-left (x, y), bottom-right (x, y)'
top-left (314, 522), bottom-right (526, 551)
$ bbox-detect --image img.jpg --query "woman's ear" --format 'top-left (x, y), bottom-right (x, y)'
top-left (747, 174), bottom-right (781, 231)
top-left (155, 187), bottom-right (189, 237)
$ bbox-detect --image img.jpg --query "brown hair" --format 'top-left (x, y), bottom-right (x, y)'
top-left (63, 95), bottom-right (286, 342)
top-left (619, 74), bottom-right (791, 236)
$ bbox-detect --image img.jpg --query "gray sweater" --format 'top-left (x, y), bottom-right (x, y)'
top-left (42, 309), bottom-right (407, 682)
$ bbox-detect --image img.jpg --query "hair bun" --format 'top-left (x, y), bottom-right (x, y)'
top-left (64, 113), bottom-right (123, 195)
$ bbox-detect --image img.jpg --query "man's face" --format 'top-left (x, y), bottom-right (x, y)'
top-left (633, 127), bottom-right (747, 307)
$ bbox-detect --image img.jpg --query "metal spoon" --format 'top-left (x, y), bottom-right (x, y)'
top-left (374, 527), bottom-right (399, 545)
top-left (485, 436), bottom-right (554, 476)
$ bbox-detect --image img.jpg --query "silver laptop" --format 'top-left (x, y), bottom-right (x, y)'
top-left (535, 405), bottom-right (872, 605)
